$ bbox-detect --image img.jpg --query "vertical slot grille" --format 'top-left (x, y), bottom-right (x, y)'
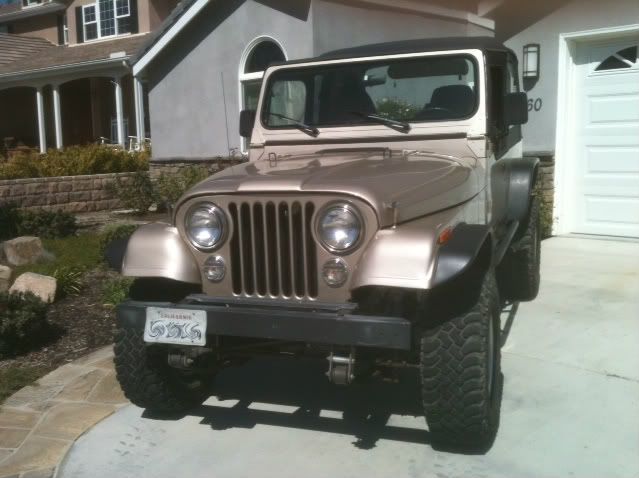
top-left (229, 200), bottom-right (317, 299)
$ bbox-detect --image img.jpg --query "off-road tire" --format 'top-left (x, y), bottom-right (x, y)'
top-left (420, 271), bottom-right (502, 452)
top-left (114, 278), bottom-right (210, 413)
top-left (498, 196), bottom-right (541, 302)
top-left (114, 327), bottom-right (211, 413)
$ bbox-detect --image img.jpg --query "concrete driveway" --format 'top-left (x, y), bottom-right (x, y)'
top-left (58, 237), bottom-right (639, 478)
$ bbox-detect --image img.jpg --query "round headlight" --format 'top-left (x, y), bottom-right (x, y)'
top-left (185, 203), bottom-right (227, 250)
top-left (317, 203), bottom-right (362, 253)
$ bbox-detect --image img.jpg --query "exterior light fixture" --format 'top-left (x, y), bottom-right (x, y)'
top-left (523, 43), bottom-right (540, 79)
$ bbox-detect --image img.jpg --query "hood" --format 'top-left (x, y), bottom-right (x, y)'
top-left (182, 150), bottom-right (481, 227)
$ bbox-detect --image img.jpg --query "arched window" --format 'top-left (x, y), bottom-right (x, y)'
top-left (239, 38), bottom-right (286, 152)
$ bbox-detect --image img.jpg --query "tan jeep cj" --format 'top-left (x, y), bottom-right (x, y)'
top-left (109, 37), bottom-right (541, 452)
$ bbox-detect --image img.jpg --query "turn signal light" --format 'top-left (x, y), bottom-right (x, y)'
top-left (438, 227), bottom-right (454, 245)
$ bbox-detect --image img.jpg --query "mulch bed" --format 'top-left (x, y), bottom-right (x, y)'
top-left (0, 269), bottom-right (120, 375)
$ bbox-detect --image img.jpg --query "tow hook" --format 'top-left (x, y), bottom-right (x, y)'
top-left (326, 347), bottom-right (356, 385)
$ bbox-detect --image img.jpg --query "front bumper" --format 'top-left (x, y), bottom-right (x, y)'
top-left (116, 295), bottom-right (411, 350)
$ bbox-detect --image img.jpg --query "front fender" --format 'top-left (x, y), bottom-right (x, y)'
top-left (121, 223), bottom-right (201, 284)
top-left (351, 207), bottom-right (463, 291)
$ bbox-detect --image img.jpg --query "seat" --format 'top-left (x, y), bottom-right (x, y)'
top-left (427, 85), bottom-right (475, 117)
top-left (318, 72), bottom-right (376, 124)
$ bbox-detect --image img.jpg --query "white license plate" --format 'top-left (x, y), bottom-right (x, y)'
top-left (144, 307), bottom-right (207, 346)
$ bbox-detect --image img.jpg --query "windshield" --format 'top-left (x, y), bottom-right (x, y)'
top-left (261, 54), bottom-right (478, 130)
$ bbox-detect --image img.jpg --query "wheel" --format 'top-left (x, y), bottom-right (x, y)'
top-left (114, 278), bottom-right (211, 413)
top-left (420, 270), bottom-right (502, 452)
top-left (498, 196), bottom-right (541, 301)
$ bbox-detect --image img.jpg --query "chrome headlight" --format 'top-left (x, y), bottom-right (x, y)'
top-left (185, 203), bottom-right (227, 250)
top-left (317, 203), bottom-right (363, 253)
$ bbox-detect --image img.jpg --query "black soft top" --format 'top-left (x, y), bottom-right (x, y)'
top-left (321, 36), bottom-right (512, 60)
top-left (275, 37), bottom-right (513, 68)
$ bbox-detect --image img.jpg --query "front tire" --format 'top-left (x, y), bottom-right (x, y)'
top-left (420, 270), bottom-right (502, 452)
top-left (114, 278), bottom-right (211, 413)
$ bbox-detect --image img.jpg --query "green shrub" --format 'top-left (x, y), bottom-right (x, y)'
top-left (107, 171), bottom-right (157, 215)
top-left (375, 97), bottom-right (420, 121)
top-left (99, 224), bottom-right (138, 259)
top-left (0, 291), bottom-right (49, 356)
top-left (155, 166), bottom-right (210, 210)
top-left (13, 234), bottom-right (102, 278)
top-left (17, 209), bottom-right (78, 239)
top-left (0, 202), bottom-right (20, 241)
top-left (52, 267), bottom-right (84, 298)
top-left (0, 144), bottom-right (149, 180)
top-left (0, 205), bottom-right (77, 241)
top-left (101, 277), bottom-right (133, 307)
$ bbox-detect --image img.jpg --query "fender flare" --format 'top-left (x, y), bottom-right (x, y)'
top-left (121, 223), bottom-right (201, 284)
top-left (431, 224), bottom-right (492, 288)
top-left (503, 157), bottom-right (540, 222)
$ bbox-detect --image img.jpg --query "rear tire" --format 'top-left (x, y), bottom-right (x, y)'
top-left (498, 196), bottom-right (541, 302)
top-left (420, 270), bottom-right (502, 452)
top-left (114, 278), bottom-right (211, 413)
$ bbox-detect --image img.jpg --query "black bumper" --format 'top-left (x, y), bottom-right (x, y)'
top-left (116, 296), bottom-right (411, 350)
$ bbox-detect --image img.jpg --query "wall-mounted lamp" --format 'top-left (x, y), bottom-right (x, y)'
top-left (523, 43), bottom-right (540, 79)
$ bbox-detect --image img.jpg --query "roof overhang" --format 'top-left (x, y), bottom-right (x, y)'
top-left (0, 2), bottom-right (66, 24)
top-left (0, 56), bottom-right (130, 88)
top-left (132, 0), bottom-right (211, 76)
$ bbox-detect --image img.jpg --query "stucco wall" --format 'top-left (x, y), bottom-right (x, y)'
top-left (12, 14), bottom-right (59, 44)
top-left (146, 0), bottom-right (494, 161)
top-left (311, 0), bottom-right (490, 55)
top-left (500, 0), bottom-right (639, 154)
top-left (147, 0), bottom-right (314, 160)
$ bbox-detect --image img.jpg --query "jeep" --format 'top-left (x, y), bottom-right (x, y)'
top-left (111, 37), bottom-right (541, 451)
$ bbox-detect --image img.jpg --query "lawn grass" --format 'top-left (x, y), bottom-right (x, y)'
top-left (0, 365), bottom-right (44, 404)
top-left (12, 233), bottom-right (103, 278)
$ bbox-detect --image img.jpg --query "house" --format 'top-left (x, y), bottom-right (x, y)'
top-left (130, 0), bottom-right (637, 238)
top-left (0, 0), bottom-right (178, 154)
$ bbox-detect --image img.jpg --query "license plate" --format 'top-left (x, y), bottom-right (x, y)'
top-left (144, 307), bottom-right (207, 346)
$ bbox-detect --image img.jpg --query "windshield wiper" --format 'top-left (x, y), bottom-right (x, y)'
top-left (268, 112), bottom-right (319, 137)
top-left (350, 112), bottom-right (411, 133)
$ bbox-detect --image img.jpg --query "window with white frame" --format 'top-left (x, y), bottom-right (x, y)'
top-left (239, 39), bottom-right (286, 153)
top-left (82, 0), bottom-right (131, 41)
top-left (22, 0), bottom-right (49, 8)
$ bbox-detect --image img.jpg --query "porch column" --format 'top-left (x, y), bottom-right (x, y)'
top-left (113, 76), bottom-right (125, 147)
top-left (133, 76), bottom-right (146, 147)
top-left (52, 84), bottom-right (63, 149)
top-left (35, 86), bottom-right (47, 154)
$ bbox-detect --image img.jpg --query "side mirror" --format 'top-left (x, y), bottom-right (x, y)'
top-left (239, 109), bottom-right (256, 138)
top-left (503, 92), bottom-right (528, 126)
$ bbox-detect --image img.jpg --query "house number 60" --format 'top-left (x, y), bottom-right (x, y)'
top-left (527, 98), bottom-right (542, 112)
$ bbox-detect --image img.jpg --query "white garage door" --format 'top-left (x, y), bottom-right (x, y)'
top-left (570, 39), bottom-right (639, 237)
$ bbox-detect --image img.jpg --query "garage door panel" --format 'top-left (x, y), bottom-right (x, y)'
top-left (587, 147), bottom-right (639, 173)
top-left (588, 94), bottom-right (639, 123)
top-left (585, 196), bottom-right (639, 223)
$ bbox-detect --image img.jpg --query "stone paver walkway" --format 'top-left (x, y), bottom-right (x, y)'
top-left (0, 346), bottom-right (128, 478)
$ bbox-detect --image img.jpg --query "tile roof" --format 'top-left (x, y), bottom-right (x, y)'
top-left (0, 32), bottom-right (54, 66)
top-left (0, 33), bottom-right (149, 77)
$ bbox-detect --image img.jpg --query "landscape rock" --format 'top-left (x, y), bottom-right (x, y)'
top-left (9, 272), bottom-right (57, 303)
top-left (3, 236), bottom-right (44, 267)
top-left (0, 264), bottom-right (11, 293)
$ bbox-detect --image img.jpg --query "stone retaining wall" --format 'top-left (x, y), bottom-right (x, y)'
top-left (148, 157), bottom-right (243, 180)
top-left (0, 172), bottom-right (135, 213)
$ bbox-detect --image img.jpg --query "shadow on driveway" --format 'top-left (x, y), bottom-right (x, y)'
top-left (145, 357), bottom-right (431, 450)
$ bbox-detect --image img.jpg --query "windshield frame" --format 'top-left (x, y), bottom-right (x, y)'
top-left (259, 52), bottom-right (481, 132)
